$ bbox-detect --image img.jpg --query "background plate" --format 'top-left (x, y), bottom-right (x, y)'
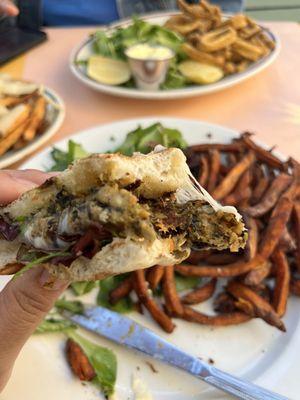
top-left (0, 87), bottom-right (65, 169)
top-left (70, 13), bottom-right (280, 100)
top-left (1, 118), bottom-right (298, 400)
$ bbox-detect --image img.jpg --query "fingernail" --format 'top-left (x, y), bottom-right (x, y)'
top-left (39, 269), bottom-right (68, 290)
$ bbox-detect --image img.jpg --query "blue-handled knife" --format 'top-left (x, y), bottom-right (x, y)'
top-left (65, 305), bottom-right (289, 400)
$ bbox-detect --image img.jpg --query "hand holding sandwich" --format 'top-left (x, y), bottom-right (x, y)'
top-left (0, 170), bottom-right (68, 392)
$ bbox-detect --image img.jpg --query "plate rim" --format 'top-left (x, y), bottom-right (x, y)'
top-left (69, 12), bottom-right (281, 100)
top-left (0, 87), bottom-right (65, 169)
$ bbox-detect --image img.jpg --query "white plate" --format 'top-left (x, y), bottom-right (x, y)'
top-left (1, 118), bottom-right (299, 400)
top-left (70, 13), bottom-right (280, 100)
top-left (0, 87), bottom-right (65, 169)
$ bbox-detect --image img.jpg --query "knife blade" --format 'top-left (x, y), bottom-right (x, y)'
top-left (65, 305), bottom-right (289, 400)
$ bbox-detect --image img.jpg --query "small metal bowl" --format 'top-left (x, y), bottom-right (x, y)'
top-left (125, 44), bottom-right (175, 91)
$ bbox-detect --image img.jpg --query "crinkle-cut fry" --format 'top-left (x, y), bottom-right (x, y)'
top-left (181, 306), bottom-right (251, 326)
top-left (181, 278), bottom-right (216, 305)
top-left (250, 35), bottom-right (270, 55)
top-left (133, 270), bottom-right (175, 333)
top-left (108, 276), bottom-right (133, 305)
top-left (257, 31), bottom-right (276, 50)
top-left (226, 281), bottom-right (286, 331)
top-left (272, 249), bottom-right (290, 317)
top-left (244, 261), bottom-right (272, 286)
top-left (232, 38), bottom-right (265, 61)
top-left (23, 95), bottom-right (46, 141)
top-left (246, 173), bottom-right (292, 217)
top-left (212, 151), bottom-right (255, 200)
top-left (198, 27), bottom-right (237, 52)
top-left (243, 215), bottom-right (258, 261)
top-left (181, 43), bottom-right (225, 67)
top-left (162, 265), bottom-right (184, 316)
top-left (236, 60), bottom-right (250, 73)
top-left (290, 279), bottom-right (300, 296)
top-left (206, 149), bottom-right (220, 192)
top-left (175, 255), bottom-right (266, 278)
top-left (225, 14), bottom-right (248, 30)
top-left (198, 155), bottom-right (209, 188)
top-left (224, 62), bottom-right (236, 75)
top-left (0, 117), bottom-right (30, 156)
top-left (66, 339), bottom-right (96, 381)
top-left (239, 132), bottom-right (287, 171)
top-left (147, 265), bottom-right (165, 290)
top-left (292, 202), bottom-right (300, 271)
top-left (190, 142), bottom-right (242, 152)
top-left (165, 18), bottom-right (206, 35)
top-left (178, 0), bottom-right (211, 19)
top-left (238, 24), bottom-right (262, 40)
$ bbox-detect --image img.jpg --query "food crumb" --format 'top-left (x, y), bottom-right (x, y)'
top-left (110, 135), bottom-right (116, 141)
top-left (208, 358), bottom-right (214, 365)
top-left (136, 366), bottom-right (140, 371)
top-left (206, 132), bottom-right (212, 139)
top-left (145, 361), bottom-right (158, 373)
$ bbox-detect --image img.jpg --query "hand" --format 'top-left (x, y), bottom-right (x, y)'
top-left (0, 0), bottom-right (19, 16)
top-left (0, 170), bottom-right (69, 392)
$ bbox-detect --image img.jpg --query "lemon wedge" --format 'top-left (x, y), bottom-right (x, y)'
top-left (178, 60), bottom-right (224, 84)
top-left (87, 55), bottom-right (131, 85)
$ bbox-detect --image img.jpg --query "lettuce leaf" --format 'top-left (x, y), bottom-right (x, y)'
top-left (70, 281), bottom-right (96, 296)
top-left (97, 276), bottom-right (133, 313)
top-left (67, 331), bottom-right (117, 397)
top-left (35, 318), bottom-right (76, 334)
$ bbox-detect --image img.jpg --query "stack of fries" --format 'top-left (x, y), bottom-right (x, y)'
top-left (165, 0), bottom-right (275, 75)
top-left (0, 75), bottom-right (48, 157)
top-left (108, 133), bottom-right (300, 333)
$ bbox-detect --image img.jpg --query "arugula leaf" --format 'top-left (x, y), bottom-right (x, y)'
top-left (49, 140), bottom-right (89, 171)
top-left (14, 251), bottom-right (71, 278)
top-left (175, 274), bottom-right (201, 292)
top-left (67, 331), bottom-right (117, 397)
top-left (161, 62), bottom-right (187, 90)
top-left (70, 281), bottom-right (96, 296)
top-left (115, 123), bottom-right (187, 156)
top-left (97, 276), bottom-right (133, 313)
top-left (55, 297), bottom-right (84, 314)
top-left (35, 318), bottom-right (76, 334)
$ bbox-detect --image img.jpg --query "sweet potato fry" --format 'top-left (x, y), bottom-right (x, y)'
top-left (186, 250), bottom-right (212, 264)
top-left (251, 174), bottom-right (269, 205)
top-left (278, 227), bottom-right (296, 252)
top-left (0, 118), bottom-right (29, 156)
top-left (293, 202), bottom-right (300, 271)
top-left (227, 281), bottom-right (285, 331)
top-left (272, 249), bottom-right (290, 317)
top-left (243, 216), bottom-right (258, 261)
top-left (290, 279), bottom-right (300, 296)
top-left (259, 196), bottom-right (294, 259)
top-left (23, 95), bottom-right (46, 141)
top-left (198, 155), bottom-right (209, 187)
top-left (0, 262), bottom-right (23, 275)
top-left (181, 306), bottom-right (251, 326)
top-left (214, 292), bottom-right (237, 314)
top-left (175, 255), bottom-right (265, 278)
top-left (133, 270), bottom-right (175, 333)
top-left (212, 151), bottom-right (255, 200)
top-left (181, 278), bottom-right (217, 305)
top-left (246, 173), bottom-right (292, 217)
top-left (207, 149), bottom-right (220, 192)
top-left (244, 261), bottom-right (271, 286)
top-left (147, 265), bottom-right (165, 290)
top-left (66, 339), bottom-right (96, 381)
top-left (109, 276), bottom-right (133, 305)
top-left (162, 265), bottom-right (184, 316)
top-left (189, 142), bottom-right (242, 152)
top-left (204, 252), bottom-right (240, 265)
top-left (240, 132), bottom-right (287, 171)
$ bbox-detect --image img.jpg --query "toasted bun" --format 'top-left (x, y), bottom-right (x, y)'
top-left (0, 147), bottom-right (244, 280)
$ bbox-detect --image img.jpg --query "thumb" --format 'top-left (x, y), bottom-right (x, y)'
top-left (0, 0), bottom-right (19, 16)
top-left (0, 267), bottom-right (68, 391)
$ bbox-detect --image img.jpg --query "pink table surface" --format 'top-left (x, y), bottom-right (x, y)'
top-left (16, 22), bottom-right (300, 166)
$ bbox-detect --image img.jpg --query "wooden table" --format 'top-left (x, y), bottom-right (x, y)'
top-left (1, 21), bottom-right (300, 168)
